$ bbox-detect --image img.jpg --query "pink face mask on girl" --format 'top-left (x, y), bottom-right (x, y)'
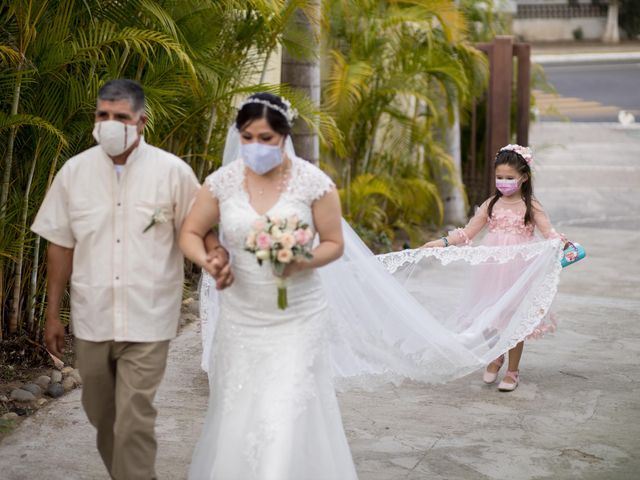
top-left (496, 178), bottom-right (520, 196)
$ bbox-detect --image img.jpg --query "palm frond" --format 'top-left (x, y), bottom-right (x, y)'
top-left (0, 113), bottom-right (68, 146)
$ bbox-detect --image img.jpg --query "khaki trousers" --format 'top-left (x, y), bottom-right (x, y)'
top-left (75, 339), bottom-right (170, 480)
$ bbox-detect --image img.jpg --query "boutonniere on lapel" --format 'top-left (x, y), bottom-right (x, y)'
top-left (143, 208), bottom-right (168, 233)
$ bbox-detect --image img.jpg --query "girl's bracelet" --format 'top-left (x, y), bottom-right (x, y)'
top-left (441, 237), bottom-right (449, 247)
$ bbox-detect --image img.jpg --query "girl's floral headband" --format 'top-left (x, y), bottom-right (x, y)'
top-left (499, 144), bottom-right (533, 164)
top-left (238, 96), bottom-right (298, 126)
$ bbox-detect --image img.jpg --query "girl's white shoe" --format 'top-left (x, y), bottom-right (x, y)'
top-left (498, 370), bottom-right (519, 392)
top-left (482, 355), bottom-right (505, 384)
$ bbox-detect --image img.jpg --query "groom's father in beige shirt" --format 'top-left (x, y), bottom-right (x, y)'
top-left (31, 79), bottom-right (227, 480)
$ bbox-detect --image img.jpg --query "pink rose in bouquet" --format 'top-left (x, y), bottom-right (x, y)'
top-left (256, 232), bottom-right (272, 250)
top-left (280, 233), bottom-right (296, 249)
top-left (245, 215), bottom-right (314, 309)
top-left (294, 227), bottom-right (313, 246)
top-left (277, 248), bottom-right (294, 263)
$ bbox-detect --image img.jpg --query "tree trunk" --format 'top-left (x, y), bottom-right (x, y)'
top-left (27, 149), bottom-right (64, 338)
top-left (1, 73), bottom-right (22, 217)
top-left (281, 2), bottom-right (321, 165)
top-left (9, 140), bottom-right (40, 334)
top-left (28, 235), bottom-right (41, 336)
top-left (442, 104), bottom-right (468, 225)
top-left (603, 0), bottom-right (620, 44)
top-left (198, 105), bottom-right (217, 180)
top-left (0, 71), bottom-right (23, 338)
top-left (260, 47), bottom-right (275, 84)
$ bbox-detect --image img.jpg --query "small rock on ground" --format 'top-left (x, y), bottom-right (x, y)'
top-left (21, 383), bottom-right (43, 398)
top-left (10, 389), bottom-right (36, 403)
top-left (68, 369), bottom-right (82, 385)
top-left (45, 383), bottom-right (64, 399)
top-left (35, 375), bottom-right (51, 389)
top-left (62, 377), bottom-right (77, 392)
top-left (50, 370), bottom-right (63, 383)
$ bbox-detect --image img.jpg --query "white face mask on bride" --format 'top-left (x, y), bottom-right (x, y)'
top-left (92, 120), bottom-right (139, 157)
top-left (241, 143), bottom-right (283, 175)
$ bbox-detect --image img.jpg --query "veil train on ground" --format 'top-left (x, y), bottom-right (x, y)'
top-left (198, 127), bottom-right (564, 387)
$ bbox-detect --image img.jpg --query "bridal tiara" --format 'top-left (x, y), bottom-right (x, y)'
top-left (238, 96), bottom-right (298, 126)
top-left (499, 144), bottom-right (533, 164)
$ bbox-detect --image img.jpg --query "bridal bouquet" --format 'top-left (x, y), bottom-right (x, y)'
top-left (245, 215), bottom-right (314, 310)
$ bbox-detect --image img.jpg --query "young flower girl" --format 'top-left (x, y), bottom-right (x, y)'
top-left (423, 145), bottom-right (565, 391)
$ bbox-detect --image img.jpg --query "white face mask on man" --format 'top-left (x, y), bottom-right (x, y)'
top-left (92, 120), bottom-right (139, 157)
top-left (240, 142), bottom-right (283, 175)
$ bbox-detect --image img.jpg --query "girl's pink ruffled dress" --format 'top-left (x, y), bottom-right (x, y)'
top-left (449, 197), bottom-right (563, 340)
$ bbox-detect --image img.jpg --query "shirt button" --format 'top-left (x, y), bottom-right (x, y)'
top-left (117, 202), bottom-right (122, 206)
top-left (115, 276), bottom-right (120, 280)
top-left (116, 239), bottom-right (121, 243)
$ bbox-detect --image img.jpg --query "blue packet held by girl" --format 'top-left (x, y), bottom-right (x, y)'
top-left (561, 242), bottom-right (585, 268)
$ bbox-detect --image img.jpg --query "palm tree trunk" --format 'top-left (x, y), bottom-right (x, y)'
top-left (28, 149), bottom-right (64, 338)
top-left (442, 102), bottom-right (467, 225)
top-left (1, 73), bottom-right (22, 217)
top-left (361, 103), bottom-right (381, 175)
top-left (198, 105), bottom-right (217, 180)
top-left (9, 139), bottom-right (42, 334)
top-left (28, 235), bottom-right (41, 336)
top-left (0, 71), bottom-right (23, 338)
top-left (361, 120), bottom-right (378, 175)
top-left (36, 291), bottom-right (46, 343)
top-left (260, 47), bottom-right (274, 84)
top-left (281, 1), bottom-right (321, 165)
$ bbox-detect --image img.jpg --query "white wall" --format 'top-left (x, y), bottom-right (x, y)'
top-left (513, 17), bottom-right (606, 41)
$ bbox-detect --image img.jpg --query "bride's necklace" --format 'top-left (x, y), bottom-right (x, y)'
top-left (245, 161), bottom-right (291, 197)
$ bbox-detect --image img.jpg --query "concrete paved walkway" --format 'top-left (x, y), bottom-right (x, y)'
top-left (1, 122), bottom-right (638, 479)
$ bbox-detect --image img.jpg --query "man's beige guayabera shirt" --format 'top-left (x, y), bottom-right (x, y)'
top-left (32, 138), bottom-right (200, 342)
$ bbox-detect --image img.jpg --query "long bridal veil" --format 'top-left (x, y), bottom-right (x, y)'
top-left (199, 127), bottom-right (564, 385)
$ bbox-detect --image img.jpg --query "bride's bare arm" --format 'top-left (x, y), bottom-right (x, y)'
top-left (180, 186), bottom-right (233, 289)
top-left (284, 188), bottom-right (344, 277)
top-left (180, 185), bottom-right (219, 267)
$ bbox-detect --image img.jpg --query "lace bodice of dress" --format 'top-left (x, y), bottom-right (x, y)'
top-left (205, 156), bottom-right (335, 256)
top-left (448, 197), bottom-right (561, 245)
top-left (488, 207), bottom-right (534, 237)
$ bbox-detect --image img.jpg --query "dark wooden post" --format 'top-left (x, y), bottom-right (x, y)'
top-left (484, 36), bottom-right (514, 196)
top-left (514, 43), bottom-right (531, 147)
top-left (465, 37), bottom-right (531, 207)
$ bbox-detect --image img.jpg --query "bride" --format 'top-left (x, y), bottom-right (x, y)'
top-left (180, 92), bottom-right (359, 479)
top-left (181, 92), bottom-right (565, 479)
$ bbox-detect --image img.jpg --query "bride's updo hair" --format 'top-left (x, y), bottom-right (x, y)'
top-left (236, 93), bottom-right (292, 136)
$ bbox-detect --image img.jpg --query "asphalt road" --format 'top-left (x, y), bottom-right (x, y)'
top-left (537, 60), bottom-right (640, 122)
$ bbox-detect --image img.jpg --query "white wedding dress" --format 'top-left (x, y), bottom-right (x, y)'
top-left (189, 157), bottom-right (359, 479)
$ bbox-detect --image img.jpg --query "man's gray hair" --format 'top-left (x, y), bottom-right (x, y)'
top-left (97, 79), bottom-right (145, 113)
